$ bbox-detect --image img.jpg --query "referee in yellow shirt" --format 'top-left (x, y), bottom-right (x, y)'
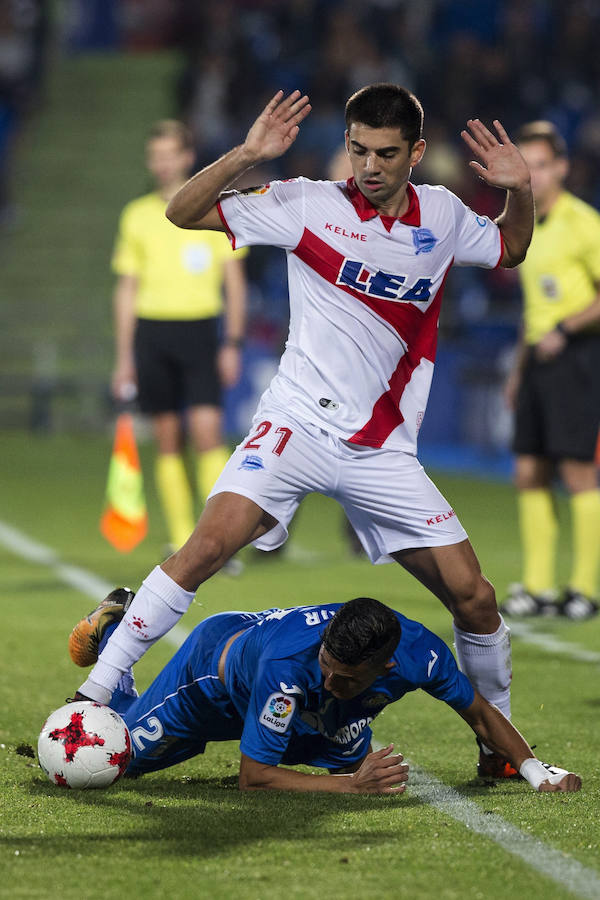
top-left (502, 121), bottom-right (600, 620)
top-left (111, 120), bottom-right (247, 557)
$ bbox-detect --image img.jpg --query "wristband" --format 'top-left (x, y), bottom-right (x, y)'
top-left (519, 757), bottom-right (566, 790)
top-left (555, 321), bottom-right (569, 338)
top-left (223, 337), bottom-right (244, 348)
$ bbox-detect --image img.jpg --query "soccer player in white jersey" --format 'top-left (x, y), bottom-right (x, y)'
top-left (73, 85), bottom-right (535, 779)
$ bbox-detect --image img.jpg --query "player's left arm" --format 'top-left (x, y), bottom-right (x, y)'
top-left (458, 690), bottom-right (582, 792)
top-left (461, 118), bottom-right (533, 268)
top-left (218, 256), bottom-right (247, 388)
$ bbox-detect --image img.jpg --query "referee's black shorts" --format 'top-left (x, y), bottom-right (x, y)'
top-left (134, 317), bottom-right (222, 415)
top-left (513, 334), bottom-right (600, 461)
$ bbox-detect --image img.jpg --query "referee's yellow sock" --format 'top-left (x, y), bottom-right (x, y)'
top-left (155, 453), bottom-right (195, 550)
top-left (569, 489), bottom-right (600, 597)
top-left (518, 488), bottom-right (558, 595)
top-left (197, 445), bottom-right (230, 506)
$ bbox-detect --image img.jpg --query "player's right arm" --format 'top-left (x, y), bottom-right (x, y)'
top-left (111, 273), bottom-right (138, 402)
top-left (166, 90), bottom-right (311, 231)
top-left (239, 743), bottom-right (408, 794)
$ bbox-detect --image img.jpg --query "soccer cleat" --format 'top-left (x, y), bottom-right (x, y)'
top-left (476, 739), bottom-right (521, 779)
top-left (560, 589), bottom-right (599, 621)
top-left (68, 588), bottom-right (135, 667)
top-left (499, 583), bottom-right (560, 618)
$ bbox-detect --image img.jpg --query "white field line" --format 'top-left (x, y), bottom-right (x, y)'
top-left (508, 620), bottom-right (600, 664)
top-left (3, 517), bottom-right (599, 896)
top-left (0, 519), bottom-right (188, 649)
top-left (409, 763), bottom-right (600, 900)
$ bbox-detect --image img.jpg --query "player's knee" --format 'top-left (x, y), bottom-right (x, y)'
top-left (450, 576), bottom-right (497, 631)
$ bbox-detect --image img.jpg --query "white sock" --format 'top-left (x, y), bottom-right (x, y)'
top-left (78, 566), bottom-right (195, 703)
top-left (453, 616), bottom-right (512, 720)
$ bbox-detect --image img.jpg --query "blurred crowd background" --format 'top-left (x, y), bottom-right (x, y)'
top-left (2, 0), bottom-right (600, 474)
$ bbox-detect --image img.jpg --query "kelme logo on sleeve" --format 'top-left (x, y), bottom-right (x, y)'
top-left (259, 693), bottom-right (297, 733)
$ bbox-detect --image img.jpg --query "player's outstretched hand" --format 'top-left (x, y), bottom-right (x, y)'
top-left (350, 743), bottom-right (409, 795)
top-left (538, 772), bottom-right (582, 793)
top-left (461, 119), bottom-right (530, 193)
top-left (243, 90), bottom-right (311, 164)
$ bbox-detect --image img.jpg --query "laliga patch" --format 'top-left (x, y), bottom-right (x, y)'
top-left (259, 693), bottom-right (296, 733)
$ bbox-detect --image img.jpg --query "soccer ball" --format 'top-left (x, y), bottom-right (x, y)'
top-left (37, 701), bottom-right (132, 789)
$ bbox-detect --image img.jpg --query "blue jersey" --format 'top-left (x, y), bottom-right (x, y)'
top-left (224, 604), bottom-right (474, 766)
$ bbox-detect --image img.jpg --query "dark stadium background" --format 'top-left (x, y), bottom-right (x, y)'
top-left (2, 0), bottom-right (599, 478)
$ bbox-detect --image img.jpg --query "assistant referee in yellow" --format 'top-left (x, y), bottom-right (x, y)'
top-left (502, 121), bottom-right (600, 620)
top-left (111, 120), bottom-right (247, 554)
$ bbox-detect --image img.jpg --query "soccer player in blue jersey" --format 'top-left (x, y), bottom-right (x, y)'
top-left (71, 593), bottom-right (580, 794)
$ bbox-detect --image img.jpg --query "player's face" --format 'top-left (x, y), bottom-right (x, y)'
top-left (518, 139), bottom-right (568, 208)
top-left (318, 646), bottom-right (392, 700)
top-left (346, 122), bottom-right (425, 210)
top-left (146, 136), bottom-right (194, 190)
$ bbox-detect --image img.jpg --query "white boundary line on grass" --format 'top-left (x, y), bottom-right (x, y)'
top-left (0, 520), bottom-right (188, 649)
top-left (407, 763), bottom-right (600, 900)
top-left (3, 518), bottom-right (600, 897)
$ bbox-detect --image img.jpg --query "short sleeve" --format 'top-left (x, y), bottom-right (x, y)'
top-left (579, 211), bottom-right (600, 283)
top-left (217, 179), bottom-right (306, 252)
top-left (111, 205), bottom-right (143, 276)
top-left (448, 191), bottom-right (503, 269)
top-left (421, 637), bottom-right (475, 711)
top-left (239, 659), bottom-right (307, 765)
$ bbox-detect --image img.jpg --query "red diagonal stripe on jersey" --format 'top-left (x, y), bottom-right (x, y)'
top-left (350, 265), bottom-right (451, 447)
top-left (293, 228), bottom-right (452, 447)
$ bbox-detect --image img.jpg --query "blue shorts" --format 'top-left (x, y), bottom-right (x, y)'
top-left (112, 610), bottom-right (370, 777)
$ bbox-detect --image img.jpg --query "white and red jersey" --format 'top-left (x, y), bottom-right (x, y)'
top-left (217, 177), bottom-right (503, 453)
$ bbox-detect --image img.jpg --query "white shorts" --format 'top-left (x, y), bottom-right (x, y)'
top-left (209, 407), bottom-right (468, 565)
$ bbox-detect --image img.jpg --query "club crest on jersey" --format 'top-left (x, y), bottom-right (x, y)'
top-left (260, 693), bottom-right (296, 733)
top-left (336, 258), bottom-right (432, 303)
top-left (238, 454), bottom-right (264, 471)
top-left (411, 227), bottom-right (438, 254)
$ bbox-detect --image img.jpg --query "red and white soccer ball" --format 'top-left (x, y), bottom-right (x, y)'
top-left (37, 701), bottom-right (132, 789)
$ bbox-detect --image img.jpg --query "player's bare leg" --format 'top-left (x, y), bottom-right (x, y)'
top-left (392, 539), bottom-right (516, 776)
top-left (77, 492), bottom-right (278, 703)
top-left (392, 539), bottom-right (497, 633)
top-left (163, 492), bottom-right (278, 590)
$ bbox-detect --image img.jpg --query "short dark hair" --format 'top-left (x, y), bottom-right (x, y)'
top-left (345, 84), bottom-right (424, 147)
top-left (321, 597), bottom-right (401, 667)
top-left (148, 119), bottom-right (195, 152)
top-left (516, 120), bottom-right (567, 158)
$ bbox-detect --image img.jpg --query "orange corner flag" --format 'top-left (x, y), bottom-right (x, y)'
top-left (100, 412), bottom-right (148, 552)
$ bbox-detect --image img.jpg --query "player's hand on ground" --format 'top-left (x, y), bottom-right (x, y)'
top-left (243, 90), bottom-right (311, 164)
top-left (538, 772), bottom-right (582, 792)
top-left (350, 743), bottom-right (409, 794)
top-left (461, 119), bottom-right (531, 193)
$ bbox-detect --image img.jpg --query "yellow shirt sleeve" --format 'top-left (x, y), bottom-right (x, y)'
top-left (577, 210), bottom-right (600, 285)
top-left (111, 204), bottom-right (144, 277)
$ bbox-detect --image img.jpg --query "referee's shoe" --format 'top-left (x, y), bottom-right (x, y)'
top-left (499, 583), bottom-right (560, 618)
top-left (560, 588), bottom-right (599, 621)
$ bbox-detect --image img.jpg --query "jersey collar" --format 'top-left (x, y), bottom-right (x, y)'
top-left (345, 177), bottom-right (421, 231)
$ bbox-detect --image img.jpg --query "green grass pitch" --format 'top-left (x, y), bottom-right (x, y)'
top-left (1, 431), bottom-right (599, 899)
